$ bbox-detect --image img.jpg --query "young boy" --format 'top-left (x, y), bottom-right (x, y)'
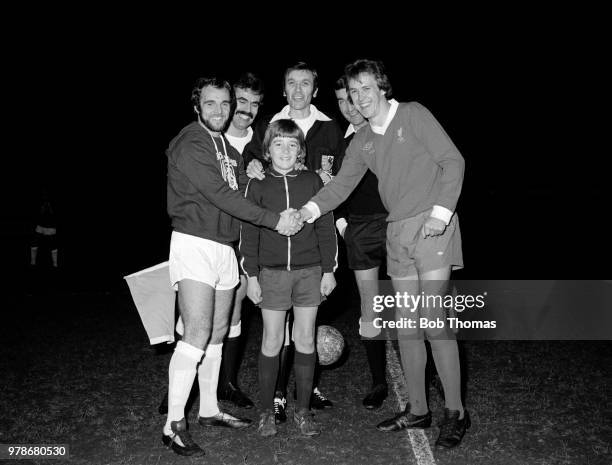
top-left (240, 119), bottom-right (337, 437)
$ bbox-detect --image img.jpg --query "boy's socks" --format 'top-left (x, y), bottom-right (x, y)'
top-left (294, 350), bottom-right (316, 411)
top-left (258, 351), bottom-right (280, 410)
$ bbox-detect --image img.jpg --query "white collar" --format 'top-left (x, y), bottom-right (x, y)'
top-left (225, 126), bottom-right (253, 140)
top-left (270, 104), bottom-right (332, 124)
top-left (344, 122), bottom-right (369, 139)
top-left (344, 124), bottom-right (356, 138)
top-left (370, 99), bottom-right (399, 135)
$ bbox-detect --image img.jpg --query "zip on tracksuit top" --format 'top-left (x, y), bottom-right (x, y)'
top-left (167, 121), bottom-right (280, 245)
top-left (239, 168), bottom-right (337, 277)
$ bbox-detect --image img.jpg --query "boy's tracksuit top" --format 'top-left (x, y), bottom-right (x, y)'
top-left (239, 168), bottom-right (337, 277)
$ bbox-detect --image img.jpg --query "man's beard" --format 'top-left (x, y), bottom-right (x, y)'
top-left (199, 114), bottom-right (228, 133)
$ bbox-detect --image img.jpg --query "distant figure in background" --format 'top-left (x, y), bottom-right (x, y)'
top-left (30, 188), bottom-right (58, 268)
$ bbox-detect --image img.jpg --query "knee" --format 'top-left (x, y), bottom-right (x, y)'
top-left (395, 309), bottom-right (420, 337)
top-left (210, 322), bottom-right (229, 344)
top-left (182, 325), bottom-right (209, 349)
top-left (293, 327), bottom-right (315, 353)
top-left (427, 337), bottom-right (457, 352)
top-left (261, 331), bottom-right (283, 355)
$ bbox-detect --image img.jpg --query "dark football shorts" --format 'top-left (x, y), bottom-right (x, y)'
top-left (344, 214), bottom-right (387, 271)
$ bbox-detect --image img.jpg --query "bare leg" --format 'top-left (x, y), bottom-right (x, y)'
top-left (420, 267), bottom-right (463, 415)
top-left (197, 287), bottom-right (233, 417)
top-left (164, 279), bottom-right (213, 438)
top-left (392, 275), bottom-right (428, 415)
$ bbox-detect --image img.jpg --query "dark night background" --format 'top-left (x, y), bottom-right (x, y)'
top-left (5, 15), bottom-right (608, 291)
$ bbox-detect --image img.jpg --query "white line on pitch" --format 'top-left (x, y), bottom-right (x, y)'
top-left (386, 340), bottom-right (436, 465)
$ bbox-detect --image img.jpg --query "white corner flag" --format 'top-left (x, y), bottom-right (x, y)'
top-left (124, 261), bottom-right (176, 345)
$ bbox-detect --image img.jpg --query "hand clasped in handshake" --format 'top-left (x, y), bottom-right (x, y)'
top-left (275, 208), bottom-right (304, 236)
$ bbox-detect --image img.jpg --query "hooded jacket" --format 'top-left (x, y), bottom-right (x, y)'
top-left (167, 121), bottom-right (279, 245)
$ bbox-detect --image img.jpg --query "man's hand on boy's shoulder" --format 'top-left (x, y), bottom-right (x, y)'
top-left (320, 272), bottom-right (336, 297)
top-left (247, 159), bottom-right (266, 180)
top-left (316, 169), bottom-right (333, 185)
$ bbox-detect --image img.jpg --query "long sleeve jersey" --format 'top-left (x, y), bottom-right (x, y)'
top-left (335, 130), bottom-right (387, 221)
top-left (310, 102), bottom-right (464, 222)
top-left (167, 121), bottom-right (279, 245)
top-left (239, 168), bottom-right (337, 277)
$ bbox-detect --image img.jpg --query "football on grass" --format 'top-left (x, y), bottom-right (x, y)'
top-left (317, 325), bottom-right (344, 365)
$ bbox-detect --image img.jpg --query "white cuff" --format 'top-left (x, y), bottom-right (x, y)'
top-left (204, 343), bottom-right (223, 358)
top-left (228, 321), bottom-right (241, 338)
top-left (358, 318), bottom-right (381, 338)
top-left (303, 201), bottom-right (321, 223)
top-left (431, 205), bottom-right (453, 225)
top-left (335, 218), bottom-right (348, 237)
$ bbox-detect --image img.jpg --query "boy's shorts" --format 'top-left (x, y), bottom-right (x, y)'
top-left (259, 266), bottom-right (322, 310)
top-left (169, 231), bottom-right (239, 291)
top-left (344, 213), bottom-right (387, 271)
top-left (386, 209), bottom-right (463, 278)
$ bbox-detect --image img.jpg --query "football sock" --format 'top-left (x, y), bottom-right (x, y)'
top-left (164, 341), bottom-right (204, 438)
top-left (363, 337), bottom-right (387, 386)
top-left (313, 357), bottom-right (322, 392)
top-left (275, 343), bottom-right (293, 397)
top-left (198, 343), bottom-right (223, 417)
top-left (258, 351), bottom-right (280, 410)
top-left (294, 350), bottom-right (316, 411)
top-left (429, 338), bottom-right (463, 417)
top-left (398, 339), bottom-right (428, 415)
top-left (219, 322), bottom-right (242, 388)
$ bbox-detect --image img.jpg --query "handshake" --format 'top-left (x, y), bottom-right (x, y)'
top-left (275, 208), bottom-right (305, 236)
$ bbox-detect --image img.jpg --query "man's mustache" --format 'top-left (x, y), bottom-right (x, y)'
top-left (235, 110), bottom-right (254, 119)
